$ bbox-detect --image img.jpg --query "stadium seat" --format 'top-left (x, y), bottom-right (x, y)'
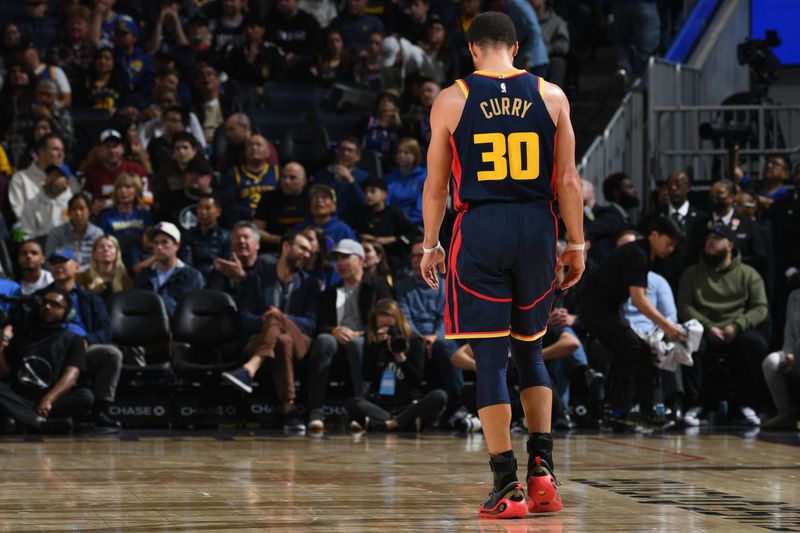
top-left (263, 82), bottom-right (322, 113)
top-left (171, 289), bottom-right (244, 382)
top-left (109, 290), bottom-right (172, 379)
top-left (318, 110), bottom-right (360, 143)
top-left (280, 122), bottom-right (331, 175)
top-left (250, 109), bottom-right (315, 147)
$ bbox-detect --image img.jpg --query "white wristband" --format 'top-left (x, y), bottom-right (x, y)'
top-left (564, 242), bottom-right (585, 252)
top-left (423, 241), bottom-right (444, 254)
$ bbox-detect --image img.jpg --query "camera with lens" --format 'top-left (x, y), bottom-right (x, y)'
top-left (737, 30), bottom-right (781, 95)
top-left (386, 326), bottom-right (409, 354)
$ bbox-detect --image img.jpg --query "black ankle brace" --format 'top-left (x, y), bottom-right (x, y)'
top-left (527, 432), bottom-right (554, 474)
top-left (489, 451), bottom-right (518, 492)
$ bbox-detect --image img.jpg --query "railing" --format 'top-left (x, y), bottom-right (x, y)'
top-left (651, 104), bottom-right (800, 183)
top-left (577, 88), bottom-right (645, 205)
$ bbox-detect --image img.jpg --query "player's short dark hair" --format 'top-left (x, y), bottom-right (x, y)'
top-left (602, 172), bottom-right (628, 202)
top-left (467, 12), bottom-right (517, 49)
top-left (646, 215), bottom-right (682, 242)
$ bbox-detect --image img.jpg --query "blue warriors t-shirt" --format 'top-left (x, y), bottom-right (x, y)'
top-left (449, 70), bottom-right (557, 211)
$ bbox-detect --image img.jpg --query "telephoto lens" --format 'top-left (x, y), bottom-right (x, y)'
top-left (386, 326), bottom-right (409, 354)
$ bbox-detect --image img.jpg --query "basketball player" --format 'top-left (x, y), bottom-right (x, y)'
top-left (420, 12), bottom-right (585, 518)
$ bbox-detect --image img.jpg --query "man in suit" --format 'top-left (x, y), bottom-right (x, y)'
top-left (657, 171), bottom-right (706, 289)
top-left (686, 179), bottom-right (768, 282)
top-left (590, 172), bottom-right (638, 264)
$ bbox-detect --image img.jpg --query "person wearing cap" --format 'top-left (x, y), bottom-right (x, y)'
top-left (677, 223), bottom-right (769, 428)
top-left (264, 0), bottom-right (321, 81)
top-left (686, 179), bottom-right (768, 283)
top-left (293, 184), bottom-right (357, 247)
top-left (311, 136), bottom-right (369, 225)
top-left (9, 133), bottom-right (67, 220)
top-left (114, 14), bottom-right (155, 98)
top-left (20, 163), bottom-right (73, 241)
top-left (356, 177), bottom-right (417, 271)
top-left (45, 193), bottom-right (104, 272)
top-left (157, 155), bottom-right (239, 232)
top-left (133, 221), bottom-right (204, 317)
top-left (223, 232), bottom-right (320, 430)
top-left (41, 248), bottom-right (124, 428)
top-left (82, 128), bottom-right (147, 212)
top-left (580, 217), bottom-right (686, 431)
top-left (21, 39), bottom-right (72, 108)
top-left (221, 134), bottom-right (279, 220)
top-left (305, 237), bottom-right (392, 430)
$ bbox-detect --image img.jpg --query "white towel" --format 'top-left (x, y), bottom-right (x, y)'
top-left (636, 319), bottom-right (704, 372)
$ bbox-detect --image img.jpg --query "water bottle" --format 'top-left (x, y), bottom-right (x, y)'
top-left (718, 400), bottom-right (728, 421)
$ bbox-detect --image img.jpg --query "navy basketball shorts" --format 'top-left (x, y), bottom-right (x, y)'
top-left (444, 201), bottom-right (558, 342)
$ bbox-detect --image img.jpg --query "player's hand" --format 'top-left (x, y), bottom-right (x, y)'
top-left (558, 250), bottom-right (585, 290)
top-left (420, 245), bottom-right (446, 289)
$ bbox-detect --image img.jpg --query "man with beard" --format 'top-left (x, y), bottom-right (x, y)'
top-left (656, 171), bottom-right (706, 289)
top-left (222, 232), bottom-right (319, 430)
top-left (0, 288), bottom-right (92, 434)
top-left (686, 179), bottom-right (768, 282)
top-left (580, 217), bottom-right (685, 431)
top-left (254, 161), bottom-right (309, 252)
top-left (590, 172), bottom-right (639, 263)
top-left (677, 224), bottom-right (769, 427)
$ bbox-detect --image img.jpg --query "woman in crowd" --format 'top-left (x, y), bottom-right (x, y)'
top-left (384, 137), bottom-right (426, 225)
top-left (346, 299), bottom-right (447, 431)
top-left (79, 45), bottom-right (128, 113)
top-left (97, 173), bottom-right (155, 263)
top-left (315, 29), bottom-right (352, 87)
top-left (76, 235), bottom-right (134, 304)
top-left (360, 92), bottom-right (409, 173)
top-left (353, 31), bottom-right (384, 93)
top-left (45, 193), bottom-right (104, 271)
top-left (362, 237), bottom-right (393, 287)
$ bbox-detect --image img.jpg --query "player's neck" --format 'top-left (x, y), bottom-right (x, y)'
top-left (473, 56), bottom-right (516, 75)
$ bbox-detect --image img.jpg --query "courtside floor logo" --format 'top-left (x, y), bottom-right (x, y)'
top-left (573, 478), bottom-right (800, 531)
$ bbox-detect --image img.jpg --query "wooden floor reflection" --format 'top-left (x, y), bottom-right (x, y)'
top-left (0, 429), bottom-right (798, 532)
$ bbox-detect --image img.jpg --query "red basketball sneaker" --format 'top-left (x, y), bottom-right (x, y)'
top-left (479, 481), bottom-right (528, 519)
top-left (527, 456), bottom-right (562, 513)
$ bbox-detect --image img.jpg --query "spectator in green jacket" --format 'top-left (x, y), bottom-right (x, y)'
top-left (677, 224), bottom-right (769, 427)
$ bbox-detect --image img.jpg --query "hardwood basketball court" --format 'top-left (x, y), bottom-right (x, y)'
top-left (1, 429), bottom-right (799, 531)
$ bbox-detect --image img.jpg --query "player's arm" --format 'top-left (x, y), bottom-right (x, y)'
top-left (546, 82), bottom-right (585, 289)
top-left (420, 85), bottom-right (461, 288)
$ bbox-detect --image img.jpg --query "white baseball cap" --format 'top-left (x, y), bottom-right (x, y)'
top-left (152, 221), bottom-right (181, 243)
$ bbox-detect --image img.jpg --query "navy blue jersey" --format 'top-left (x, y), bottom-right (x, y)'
top-left (450, 70), bottom-right (557, 210)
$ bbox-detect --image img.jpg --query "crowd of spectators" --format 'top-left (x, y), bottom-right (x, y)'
top-left (0, 0), bottom-right (794, 436)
